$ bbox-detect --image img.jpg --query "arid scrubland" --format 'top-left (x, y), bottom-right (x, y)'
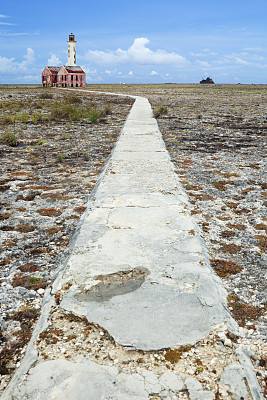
top-left (0, 87), bottom-right (134, 391)
top-left (0, 84), bottom-right (266, 395)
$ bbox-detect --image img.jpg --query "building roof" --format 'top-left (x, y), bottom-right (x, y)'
top-left (64, 65), bottom-right (85, 73)
top-left (47, 66), bottom-right (60, 73)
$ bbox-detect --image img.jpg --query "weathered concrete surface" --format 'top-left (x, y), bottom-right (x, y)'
top-left (2, 93), bottom-right (264, 400)
top-left (58, 96), bottom-right (237, 350)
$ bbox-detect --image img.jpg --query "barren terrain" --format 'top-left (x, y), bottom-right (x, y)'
top-left (0, 84), bottom-right (266, 396)
top-left (0, 87), bottom-right (133, 391)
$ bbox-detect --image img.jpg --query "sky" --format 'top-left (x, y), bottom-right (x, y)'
top-left (0, 0), bottom-right (267, 84)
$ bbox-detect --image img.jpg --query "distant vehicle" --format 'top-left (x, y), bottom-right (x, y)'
top-left (200, 77), bottom-right (215, 84)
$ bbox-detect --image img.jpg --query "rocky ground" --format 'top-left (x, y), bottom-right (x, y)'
top-left (0, 87), bottom-right (134, 392)
top-left (0, 84), bottom-right (266, 398)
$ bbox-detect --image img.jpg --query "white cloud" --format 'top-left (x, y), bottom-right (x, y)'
top-left (20, 48), bottom-right (35, 70)
top-left (150, 70), bottom-right (158, 76)
top-left (0, 14), bottom-right (8, 18)
top-left (105, 69), bottom-right (111, 74)
top-left (18, 74), bottom-right (40, 82)
top-left (0, 30), bottom-right (39, 36)
top-left (196, 60), bottom-right (211, 68)
top-left (0, 48), bottom-right (35, 74)
top-left (128, 70), bottom-right (133, 76)
top-left (0, 56), bottom-right (17, 73)
top-left (82, 67), bottom-right (97, 74)
top-left (234, 57), bottom-right (250, 65)
top-left (0, 22), bottom-right (15, 25)
top-left (83, 37), bottom-right (188, 67)
top-left (190, 52), bottom-right (205, 57)
top-left (48, 53), bottom-right (62, 65)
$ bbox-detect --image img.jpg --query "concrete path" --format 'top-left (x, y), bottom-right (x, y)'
top-left (2, 93), bottom-right (263, 400)
top-left (58, 95), bottom-right (236, 350)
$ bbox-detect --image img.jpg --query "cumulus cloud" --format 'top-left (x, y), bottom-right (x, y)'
top-left (48, 53), bottom-right (62, 65)
top-left (128, 70), bottom-right (133, 75)
top-left (150, 70), bottom-right (158, 75)
top-left (0, 48), bottom-right (35, 74)
top-left (20, 48), bottom-right (35, 70)
top-left (82, 67), bottom-right (97, 74)
top-left (196, 60), bottom-right (211, 68)
top-left (84, 38), bottom-right (188, 67)
top-left (0, 56), bottom-right (17, 73)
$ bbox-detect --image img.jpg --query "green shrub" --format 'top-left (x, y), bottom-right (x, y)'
top-left (2, 130), bottom-right (19, 147)
top-left (35, 140), bottom-right (47, 145)
top-left (1, 115), bottom-right (16, 125)
top-left (58, 153), bottom-right (64, 163)
top-left (154, 106), bottom-right (168, 119)
top-left (88, 110), bottom-right (100, 123)
top-left (101, 106), bottom-right (112, 117)
top-left (40, 93), bottom-right (54, 99)
top-left (66, 95), bottom-right (82, 104)
top-left (51, 105), bottom-right (81, 121)
top-left (31, 113), bottom-right (43, 124)
top-left (18, 113), bottom-right (29, 123)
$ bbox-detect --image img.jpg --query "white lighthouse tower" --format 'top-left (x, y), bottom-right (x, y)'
top-left (67, 33), bottom-right (77, 66)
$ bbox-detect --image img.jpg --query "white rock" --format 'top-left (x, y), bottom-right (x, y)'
top-left (142, 370), bottom-right (161, 393)
top-left (37, 288), bottom-right (45, 295)
top-left (160, 371), bottom-right (184, 391)
top-left (189, 390), bottom-right (215, 400)
top-left (185, 377), bottom-right (202, 391)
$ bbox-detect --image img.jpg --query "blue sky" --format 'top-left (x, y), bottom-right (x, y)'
top-left (0, 0), bottom-right (267, 84)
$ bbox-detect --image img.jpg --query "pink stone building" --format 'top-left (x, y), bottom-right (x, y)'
top-left (41, 34), bottom-right (86, 88)
top-left (42, 66), bottom-right (60, 87)
top-left (57, 65), bottom-right (86, 88)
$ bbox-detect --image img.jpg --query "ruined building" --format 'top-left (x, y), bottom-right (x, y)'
top-left (200, 77), bottom-right (214, 84)
top-left (42, 34), bottom-right (86, 88)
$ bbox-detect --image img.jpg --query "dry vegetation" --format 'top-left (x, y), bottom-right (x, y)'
top-left (0, 87), bottom-right (134, 391)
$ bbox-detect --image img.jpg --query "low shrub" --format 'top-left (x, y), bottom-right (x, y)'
top-left (66, 95), bottom-right (82, 104)
top-left (88, 110), bottom-right (100, 123)
top-left (51, 105), bottom-right (82, 121)
top-left (154, 106), bottom-right (168, 119)
top-left (31, 113), bottom-right (43, 124)
top-left (2, 130), bottom-right (19, 147)
top-left (40, 93), bottom-right (54, 99)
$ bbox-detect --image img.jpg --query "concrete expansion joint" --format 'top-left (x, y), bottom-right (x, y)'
top-left (1, 89), bottom-right (264, 400)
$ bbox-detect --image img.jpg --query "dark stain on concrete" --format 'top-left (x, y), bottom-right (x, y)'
top-left (75, 267), bottom-right (149, 302)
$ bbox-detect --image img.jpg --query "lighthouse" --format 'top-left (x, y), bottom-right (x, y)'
top-left (67, 33), bottom-right (76, 66)
top-left (42, 33), bottom-right (86, 87)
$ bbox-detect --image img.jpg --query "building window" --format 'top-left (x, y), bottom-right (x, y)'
top-left (71, 75), bottom-right (73, 81)
top-left (76, 75), bottom-right (78, 80)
